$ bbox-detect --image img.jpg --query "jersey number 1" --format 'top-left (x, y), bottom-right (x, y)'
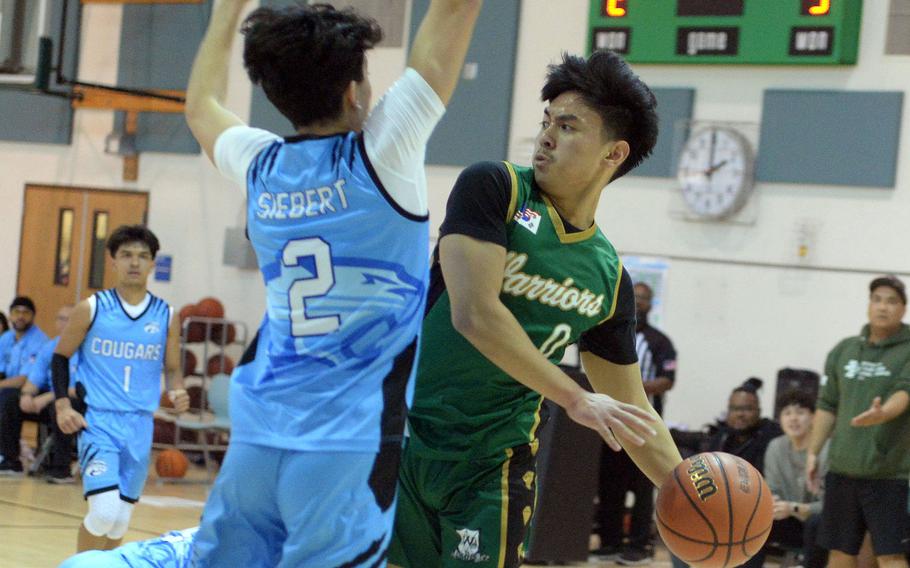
top-left (283, 238), bottom-right (341, 337)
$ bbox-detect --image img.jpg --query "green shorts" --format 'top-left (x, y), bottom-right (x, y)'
top-left (389, 443), bottom-right (537, 568)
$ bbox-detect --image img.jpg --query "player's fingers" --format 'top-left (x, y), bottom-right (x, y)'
top-left (617, 402), bottom-right (659, 423)
top-left (601, 427), bottom-right (621, 451)
top-left (613, 407), bottom-right (657, 437)
top-left (605, 415), bottom-right (646, 446)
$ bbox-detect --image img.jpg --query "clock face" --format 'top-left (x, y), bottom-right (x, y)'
top-left (676, 127), bottom-right (754, 220)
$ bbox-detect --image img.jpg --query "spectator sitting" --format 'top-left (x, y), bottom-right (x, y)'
top-left (744, 389), bottom-right (829, 568)
top-left (0, 296), bottom-right (48, 474)
top-left (703, 378), bottom-right (782, 472)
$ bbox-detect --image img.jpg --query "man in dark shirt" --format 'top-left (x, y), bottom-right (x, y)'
top-left (707, 379), bottom-right (783, 473)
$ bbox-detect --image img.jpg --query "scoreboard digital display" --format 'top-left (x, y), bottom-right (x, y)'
top-left (588, 0), bottom-right (863, 64)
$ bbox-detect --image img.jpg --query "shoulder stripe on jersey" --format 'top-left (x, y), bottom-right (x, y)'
top-left (356, 133), bottom-right (429, 223)
top-left (264, 144), bottom-right (280, 175)
top-left (503, 161), bottom-right (519, 223)
top-left (598, 258), bottom-right (624, 324)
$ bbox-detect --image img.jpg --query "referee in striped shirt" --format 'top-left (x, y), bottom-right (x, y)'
top-left (592, 282), bottom-right (677, 565)
top-left (634, 282), bottom-right (677, 417)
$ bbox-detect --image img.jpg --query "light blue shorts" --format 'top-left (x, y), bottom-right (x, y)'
top-left (78, 408), bottom-right (153, 502)
top-left (191, 441), bottom-right (400, 567)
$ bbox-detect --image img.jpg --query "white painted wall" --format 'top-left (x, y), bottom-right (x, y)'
top-left (507, 0), bottom-right (910, 428)
top-left (1, 1), bottom-right (907, 428)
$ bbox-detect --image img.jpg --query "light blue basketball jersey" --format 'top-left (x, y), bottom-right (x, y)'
top-left (77, 290), bottom-right (171, 413)
top-left (236, 132), bottom-right (429, 452)
top-left (28, 336), bottom-right (79, 391)
top-left (0, 324), bottom-right (48, 377)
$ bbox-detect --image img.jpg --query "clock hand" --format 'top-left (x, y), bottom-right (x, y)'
top-left (709, 129), bottom-right (717, 173)
top-left (705, 159), bottom-right (729, 176)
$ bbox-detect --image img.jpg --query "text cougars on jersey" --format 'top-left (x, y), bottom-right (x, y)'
top-left (91, 338), bottom-right (162, 361)
top-left (502, 252), bottom-right (605, 317)
top-left (256, 179), bottom-right (350, 220)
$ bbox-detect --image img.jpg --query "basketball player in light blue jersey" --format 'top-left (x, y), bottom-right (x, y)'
top-left (53, 225), bottom-right (190, 553)
top-left (184, 0), bottom-right (482, 566)
top-left (60, 527), bottom-right (198, 568)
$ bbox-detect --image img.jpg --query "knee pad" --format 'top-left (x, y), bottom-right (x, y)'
top-left (106, 502), bottom-right (134, 540)
top-left (83, 491), bottom-right (121, 537)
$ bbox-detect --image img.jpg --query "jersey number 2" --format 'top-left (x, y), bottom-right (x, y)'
top-left (283, 238), bottom-right (341, 337)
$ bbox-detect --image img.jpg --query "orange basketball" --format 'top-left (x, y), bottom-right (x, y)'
top-left (155, 449), bottom-right (189, 479)
top-left (196, 297), bottom-right (225, 319)
top-left (186, 385), bottom-right (204, 410)
top-left (206, 354), bottom-right (234, 376)
top-left (656, 452), bottom-right (773, 568)
top-left (209, 322), bottom-right (236, 345)
top-left (187, 325), bottom-right (206, 343)
top-left (178, 303), bottom-right (196, 323)
top-left (181, 349), bottom-right (197, 376)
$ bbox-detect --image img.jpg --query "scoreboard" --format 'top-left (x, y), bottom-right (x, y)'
top-left (588, 0), bottom-right (863, 64)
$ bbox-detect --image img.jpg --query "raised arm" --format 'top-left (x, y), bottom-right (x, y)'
top-left (185, 0), bottom-right (249, 161)
top-left (407, 0), bottom-right (483, 106)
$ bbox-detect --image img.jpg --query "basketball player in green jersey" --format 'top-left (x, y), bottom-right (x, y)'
top-left (388, 51), bottom-right (684, 568)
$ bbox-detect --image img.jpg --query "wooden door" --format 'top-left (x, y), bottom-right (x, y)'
top-left (17, 185), bottom-right (149, 334)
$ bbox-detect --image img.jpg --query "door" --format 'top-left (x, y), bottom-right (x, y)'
top-left (17, 185), bottom-right (149, 334)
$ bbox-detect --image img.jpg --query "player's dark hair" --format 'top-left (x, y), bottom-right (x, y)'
top-left (776, 389), bottom-right (816, 412)
top-left (107, 225), bottom-right (160, 259)
top-left (241, 3), bottom-right (383, 129)
top-left (541, 50), bottom-right (659, 181)
top-left (0, 311), bottom-right (8, 333)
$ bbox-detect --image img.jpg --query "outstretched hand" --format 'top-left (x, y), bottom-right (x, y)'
top-left (850, 396), bottom-right (886, 427)
top-left (565, 392), bottom-right (658, 451)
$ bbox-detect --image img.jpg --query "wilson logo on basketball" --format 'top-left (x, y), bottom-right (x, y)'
top-left (687, 456), bottom-right (718, 502)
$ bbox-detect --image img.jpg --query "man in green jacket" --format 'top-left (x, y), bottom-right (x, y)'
top-left (808, 275), bottom-right (910, 568)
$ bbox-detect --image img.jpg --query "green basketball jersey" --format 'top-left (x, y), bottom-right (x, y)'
top-left (408, 162), bottom-right (624, 460)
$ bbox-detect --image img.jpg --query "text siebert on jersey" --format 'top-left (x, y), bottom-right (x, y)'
top-left (256, 179), bottom-right (350, 220)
